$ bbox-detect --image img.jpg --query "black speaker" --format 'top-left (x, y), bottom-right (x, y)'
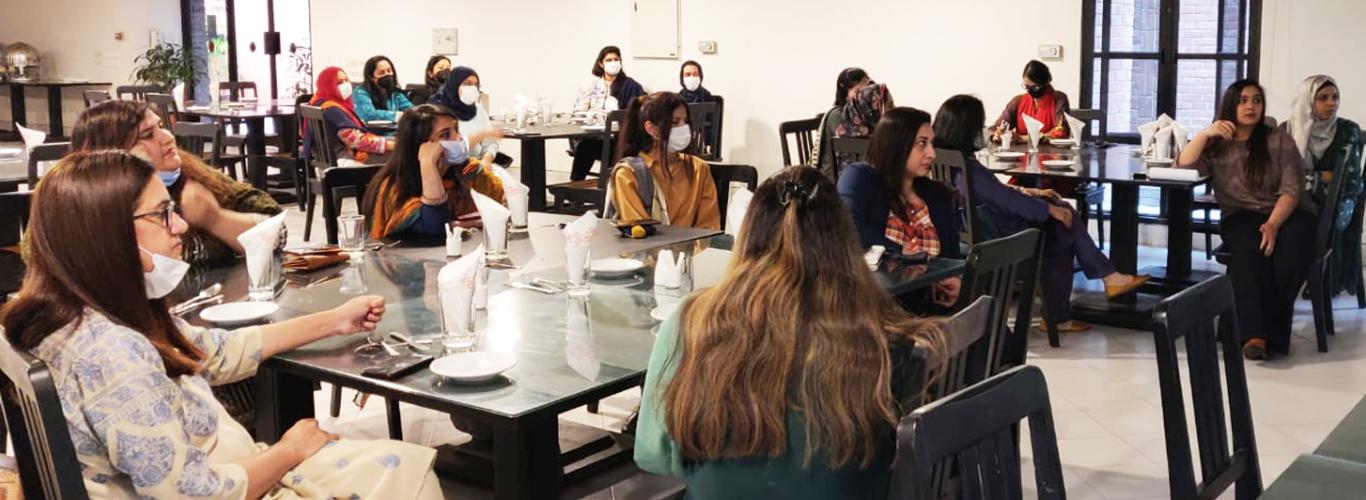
top-left (263, 31), bottom-right (281, 55)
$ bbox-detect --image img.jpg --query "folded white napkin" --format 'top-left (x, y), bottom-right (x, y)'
top-left (173, 82), bottom-right (186, 107)
top-left (565, 300), bottom-right (600, 381)
top-left (1147, 167), bottom-right (1200, 182)
top-left (438, 244), bottom-right (484, 333)
top-left (1153, 126), bottom-right (1174, 161)
top-left (1139, 121), bottom-right (1160, 157)
top-left (492, 166), bottom-right (530, 227)
top-left (445, 225), bottom-right (463, 257)
top-left (1022, 114), bottom-right (1044, 150)
top-left (864, 245), bottom-right (886, 271)
top-left (236, 211), bottom-right (288, 285)
top-left (474, 264), bottom-right (488, 310)
top-left (472, 191), bottom-right (510, 252)
top-left (1066, 114), bottom-right (1086, 142)
top-left (16, 123), bottom-right (46, 152)
top-left (654, 249), bottom-right (686, 289)
top-left (1156, 113), bottom-right (1174, 129)
top-left (1172, 121), bottom-right (1190, 157)
top-left (563, 212), bottom-right (597, 284)
top-left (724, 188), bottom-right (753, 236)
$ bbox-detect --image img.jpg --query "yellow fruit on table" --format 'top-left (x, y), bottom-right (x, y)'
top-left (630, 225), bottom-right (647, 238)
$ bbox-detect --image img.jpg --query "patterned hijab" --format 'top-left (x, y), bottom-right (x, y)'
top-left (1287, 74), bottom-right (1340, 164)
top-left (837, 83), bottom-right (893, 138)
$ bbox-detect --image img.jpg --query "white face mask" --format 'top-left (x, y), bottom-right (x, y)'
top-left (337, 81), bottom-right (353, 100)
top-left (139, 246), bottom-right (190, 299)
top-left (667, 123), bottom-right (692, 153)
top-left (458, 85), bottom-right (480, 106)
top-left (603, 60), bottom-right (622, 76)
top-left (682, 76), bottom-right (701, 92)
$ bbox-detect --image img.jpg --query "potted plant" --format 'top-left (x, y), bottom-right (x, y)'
top-left (131, 42), bottom-right (197, 94)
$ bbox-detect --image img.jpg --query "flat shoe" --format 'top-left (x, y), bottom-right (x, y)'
top-left (1105, 274), bottom-right (1151, 299)
top-left (1037, 320), bottom-right (1092, 333)
top-left (1243, 339), bottom-right (1269, 360)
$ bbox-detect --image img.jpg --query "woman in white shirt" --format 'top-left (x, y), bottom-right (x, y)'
top-left (429, 65), bottom-right (508, 168)
top-left (570, 45), bottom-right (646, 180)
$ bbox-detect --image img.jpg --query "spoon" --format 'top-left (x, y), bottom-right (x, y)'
top-left (173, 283), bottom-right (222, 314)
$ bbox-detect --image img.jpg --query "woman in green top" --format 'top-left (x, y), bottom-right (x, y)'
top-left (1281, 74), bottom-right (1364, 297)
top-left (635, 166), bottom-right (947, 499)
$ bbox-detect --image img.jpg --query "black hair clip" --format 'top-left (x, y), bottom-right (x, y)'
top-left (779, 181), bottom-right (818, 207)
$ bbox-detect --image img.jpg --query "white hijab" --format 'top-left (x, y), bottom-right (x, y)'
top-left (1286, 74), bottom-right (1340, 166)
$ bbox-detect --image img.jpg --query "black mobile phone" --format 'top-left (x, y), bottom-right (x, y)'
top-left (361, 354), bottom-right (434, 380)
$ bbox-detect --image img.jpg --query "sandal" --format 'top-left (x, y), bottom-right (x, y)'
top-left (1105, 274), bottom-right (1151, 299)
top-left (1037, 320), bottom-right (1092, 333)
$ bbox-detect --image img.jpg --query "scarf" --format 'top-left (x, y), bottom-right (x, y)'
top-left (679, 86), bottom-right (713, 104)
top-left (1017, 86), bottom-right (1060, 137)
top-left (1287, 74), bottom-right (1339, 166)
top-left (432, 66), bottom-right (480, 121)
top-left (837, 83), bottom-right (893, 138)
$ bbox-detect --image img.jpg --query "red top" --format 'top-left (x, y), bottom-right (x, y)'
top-left (1017, 90), bottom-right (1068, 139)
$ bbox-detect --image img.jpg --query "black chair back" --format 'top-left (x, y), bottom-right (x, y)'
top-left (779, 115), bottom-right (822, 166)
top-left (1305, 160), bottom-right (1352, 351)
top-left (145, 93), bottom-right (180, 125)
top-left (596, 110), bottom-right (628, 189)
top-left (218, 81), bottom-right (258, 102)
top-left (0, 191), bottom-right (31, 250)
top-left (829, 137), bottom-right (869, 178)
top-left (891, 365), bottom-right (1064, 500)
top-left (172, 121), bottom-right (232, 175)
top-left (81, 89), bottom-right (111, 108)
top-left (0, 337), bottom-right (90, 499)
top-left (929, 295), bottom-right (994, 401)
top-left (707, 163), bottom-right (759, 230)
top-left (300, 104), bottom-right (339, 169)
top-left (1068, 109), bottom-right (1106, 143)
top-left (115, 84), bottom-right (163, 101)
top-left (27, 142), bottom-right (71, 188)
top-left (1150, 274), bottom-right (1262, 499)
top-left (321, 165), bottom-right (382, 245)
top-left (956, 229), bottom-right (1043, 375)
top-left (929, 149), bottom-right (983, 246)
top-left (687, 100), bottom-right (722, 161)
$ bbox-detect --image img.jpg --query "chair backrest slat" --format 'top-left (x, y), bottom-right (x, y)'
top-left (81, 89), bottom-right (111, 108)
top-left (828, 137), bottom-right (869, 179)
top-left (0, 336), bottom-right (90, 499)
top-left (115, 85), bottom-right (163, 101)
top-left (299, 105), bottom-right (339, 172)
top-left (596, 110), bottom-right (628, 190)
top-left (218, 81), bottom-right (258, 102)
top-left (957, 229), bottom-right (1043, 375)
top-left (779, 115), bottom-right (822, 166)
top-left (929, 296), bottom-right (994, 402)
top-left (687, 100), bottom-right (723, 161)
top-left (322, 165), bottom-right (382, 244)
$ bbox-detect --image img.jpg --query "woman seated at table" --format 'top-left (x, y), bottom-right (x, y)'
top-left (428, 65), bottom-right (510, 167)
top-left (307, 66), bottom-right (395, 163)
top-left (353, 55), bottom-right (414, 124)
top-left (677, 60), bottom-right (714, 104)
top-left (991, 60), bottom-right (1071, 143)
top-left (408, 55), bottom-right (451, 106)
top-left (814, 67), bottom-right (873, 179)
top-left (606, 92), bottom-right (720, 229)
top-left (570, 45), bottom-right (647, 181)
top-left (837, 106), bottom-right (961, 311)
top-left (363, 104), bottom-right (505, 240)
top-left (2, 150), bottom-right (444, 499)
top-left (1281, 74), bottom-right (1363, 297)
top-left (933, 94), bottom-right (1150, 333)
top-left (635, 165), bottom-right (947, 498)
top-left (835, 83), bottom-right (894, 139)
top-left (71, 100), bottom-right (281, 270)
top-left (1178, 79), bottom-right (1316, 360)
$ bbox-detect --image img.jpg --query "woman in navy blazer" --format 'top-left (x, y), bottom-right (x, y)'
top-left (838, 107), bottom-right (962, 310)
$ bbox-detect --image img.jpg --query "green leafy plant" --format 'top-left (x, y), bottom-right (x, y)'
top-left (131, 42), bottom-right (197, 91)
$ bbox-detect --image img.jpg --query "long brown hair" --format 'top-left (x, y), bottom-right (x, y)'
top-left (1, 151), bottom-right (206, 376)
top-left (663, 166), bottom-right (945, 468)
top-left (616, 91), bottom-right (692, 179)
top-left (362, 104), bottom-right (465, 220)
top-left (867, 107), bottom-right (934, 220)
top-left (1210, 79), bottom-right (1272, 188)
top-left (71, 100), bottom-right (238, 200)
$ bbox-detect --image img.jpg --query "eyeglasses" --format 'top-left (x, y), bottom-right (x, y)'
top-left (133, 200), bottom-right (180, 229)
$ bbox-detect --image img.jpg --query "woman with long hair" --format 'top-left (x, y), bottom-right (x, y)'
top-left (352, 55), bottom-right (414, 123)
top-left (363, 104), bottom-right (505, 239)
top-left (2, 151), bottom-right (443, 498)
top-left (814, 67), bottom-right (873, 179)
top-left (1178, 79), bottom-right (1316, 359)
top-left (71, 100), bottom-right (281, 270)
top-left (570, 45), bottom-right (647, 181)
top-left (605, 91), bottom-right (720, 229)
top-left (991, 60), bottom-right (1072, 143)
top-left (635, 166), bottom-right (945, 498)
top-left (306, 66), bottom-right (394, 163)
top-left (408, 55), bottom-right (452, 105)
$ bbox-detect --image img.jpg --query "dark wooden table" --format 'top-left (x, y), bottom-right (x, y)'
top-left (1260, 453), bottom-right (1366, 499)
top-left (497, 119), bottom-right (611, 210)
top-left (990, 143), bottom-right (1213, 329)
top-left (182, 100), bottom-right (296, 158)
top-left (2, 79), bottom-right (111, 140)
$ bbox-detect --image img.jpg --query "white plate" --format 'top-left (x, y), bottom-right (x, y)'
top-left (581, 124), bottom-right (606, 131)
top-left (0, 147), bottom-right (22, 158)
top-left (1146, 158), bottom-right (1175, 165)
top-left (591, 258), bottom-right (645, 278)
top-left (993, 151), bottom-right (1026, 160)
top-left (1050, 138), bottom-right (1078, 147)
top-left (430, 352), bottom-right (517, 382)
top-left (200, 301), bottom-right (279, 325)
top-left (1041, 159), bottom-right (1076, 169)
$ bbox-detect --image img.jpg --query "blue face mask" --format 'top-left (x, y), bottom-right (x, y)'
top-left (440, 140), bottom-right (469, 165)
top-left (157, 168), bottom-right (182, 187)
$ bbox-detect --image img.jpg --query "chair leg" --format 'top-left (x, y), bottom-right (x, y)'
top-left (587, 400), bottom-right (600, 414)
top-left (303, 194), bottom-right (316, 242)
top-left (1309, 262), bottom-right (1330, 353)
top-left (329, 384), bottom-right (342, 418)
top-left (1358, 266), bottom-right (1366, 309)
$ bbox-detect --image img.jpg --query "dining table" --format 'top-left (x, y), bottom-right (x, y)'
top-left (986, 142), bottom-right (1213, 329)
top-left (173, 213), bottom-right (964, 500)
top-left (2, 78), bottom-right (111, 140)
top-left (181, 100), bottom-right (296, 157)
top-left (495, 117), bottom-right (612, 210)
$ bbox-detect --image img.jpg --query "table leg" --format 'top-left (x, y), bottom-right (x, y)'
top-left (1109, 184), bottom-right (1140, 274)
top-left (245, 117), bottom-right (268, 157)
top-left (492, 413), bottom-right (560, 500)
top-left (1165, 186), bottom-right (1194, 278)
top-left (45, 86), bottom-right (66, 139)
top-left (519, 139), bottom-right (548, 210)
top-left (8, 85), bottom-right (26, 131)
top-left (255, 366), bottom-right (316, 443)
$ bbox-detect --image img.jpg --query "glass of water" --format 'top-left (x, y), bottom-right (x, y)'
top-left (247, 247), bottom-right (283, 301)
top-left (338, 214), bottom-right (367, 261)
top-left (440, 296), bottom-right (477, 352)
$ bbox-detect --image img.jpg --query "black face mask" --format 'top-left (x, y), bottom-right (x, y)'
top-left (1026, 85), bottom-right (1047, 98)
top-left (434, 69), bottom-right (451, 84)
top-left (378, 75), bottom-right (398, 90)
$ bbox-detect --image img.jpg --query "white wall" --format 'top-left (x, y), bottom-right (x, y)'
top-left (310, 0), bottom-right (1081, 176)
top-left (1260, 0), bottom-right (1366, 125)
top-left (0, 0), bottom-right (182, 134)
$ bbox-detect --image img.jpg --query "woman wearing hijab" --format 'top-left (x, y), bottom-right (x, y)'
top-left (352, 55), bottom-right (414, 123)
top-left (408, 55), bottom-right (452, 105)
top-left (429, 66), bottom-right (508, 168)
top-left (836, 83), bottom-right (894, 138)
top-left (677, 60), bottom-right (714, 104)
top-left (306, 66), bottom-right (394, 163)
top-left (1280, 74), bottom-right (1364, 297)
top-left (992, 60), bottom-right (1072, 143)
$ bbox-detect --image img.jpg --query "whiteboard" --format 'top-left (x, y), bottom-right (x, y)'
top-left (631, 0), bottom-right (680, 60)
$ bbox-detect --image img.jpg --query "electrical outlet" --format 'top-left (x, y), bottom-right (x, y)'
top-left (698, 41), bottom-right (717, 55)
top-left (1038, 44), bottom-right (1063, 60)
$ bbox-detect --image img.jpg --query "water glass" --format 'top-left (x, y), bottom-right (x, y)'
top-left (566, 247), bottom-right (592, 298)
top-left (247, 248), bottom-right (283, 301)
top-left (339, 263), bottom-right (367, 294)
top-left (484, 219), bottom-right (511, 263)
top-left (440, 298), bottom-right (477, 351)
top-left (338, 214), bottom-right (367, 261)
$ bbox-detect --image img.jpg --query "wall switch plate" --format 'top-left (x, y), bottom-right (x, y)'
top-left (114, 32), bottom-right (125, 42)
top-left (433, 28), bottom-right (458, 55)
top-left (698, 41), bottom-right (717, 55)
top-left (1038, 44), bottom-right (1063, 60)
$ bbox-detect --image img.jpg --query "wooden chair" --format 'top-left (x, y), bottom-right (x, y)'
top-left (1305, 156), bottom-right (1352, 352)
top-left (687, 99), bottom-right (722, 161)
top-left (890, 365), bottom-right (1065, 500)
top-left (173, 121), bottom-right (244, 180)
top-left (115, 84), bottom-right (163, 101)
top-left (145, 93), bottom-right (181, 125)
top-left (778, 114), bottom-right (822, 166)
top-left (929, 149), bottom-right (990, 247)
top-left (1350, 182), bottom-right (1366, 309)
top-left (321, 165), bottom-right (381, 245)
top-left (1068, 108), bottom-right (1106, 144)
top-left (81, 89), bottom-right (111, 108)
top-left (0, 336), bottom-right (90, 499)
top-left (1150, 275), bottom-right (1263, 499)
top-left (217, 81), bottom-right (259, 102)
top-left (955, 228), bottom-right (1046, 369)
top-left (27, 141), bottom-right (70, 188)
top-left (828, 137), bottom-right (869, 179)
top-left (549, 110), bottom-right (626, 215)
top-left (707, 163), bottom-right (759, 230)
top-left (1065, 109), bottom-right (1109, 250)
top-left (300, 104), bottom-right (337, 241)
top-left (928, 296), bottom-right (994, 402)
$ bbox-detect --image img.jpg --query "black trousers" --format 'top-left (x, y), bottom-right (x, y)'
top-left (1220, 209), bottom-right (1316, 353)
top-left (571, 139), bottom-right (606, 180)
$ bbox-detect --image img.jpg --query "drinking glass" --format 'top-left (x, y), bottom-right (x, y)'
top-left (484, 219), bottom-right (511, 263)
top-left (339, 263), bottom-right (367, 294)
top-left (247, 247), bottom-right (283, 301)
top-left (440, 295), bottom-right (477, 351)
top-left (566, 246), bottom-right (592, 298)
top-left (338, 214), bottom-right (367, 262)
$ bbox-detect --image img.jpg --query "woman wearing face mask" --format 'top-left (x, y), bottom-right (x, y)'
top-left (70, 100), bottom-right (281, 270)
top-left (606, 92), bottom-right (720, 229)
top-left (570, 46), bottom-right (647, 181)
top-left (1, 150), bottom-right (445, 499)
top-left (352, 55), bottom-right (414, 124)
top-left (991, 60), bottom-right (1072, 143)
top-left (363, 104), bottom-right (506, 240)
top-left (429, 66), bottom-right (509, 168)
top-left (814, 67), bottom-right (872, 180)
top-left (1178, 79), bottom-right (1315, 360)
top-left (408, 55), bottom-right (452, 106)
top-left (1279, 75), bottom-right (1363, 297)
top-left (677, 60), bottom-right (713, 104)
top-left (306, 66), bottom-right (395, 163)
